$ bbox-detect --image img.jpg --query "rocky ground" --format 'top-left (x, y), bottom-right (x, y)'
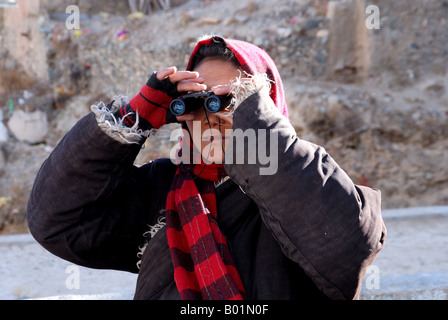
top-left (0, 0), bottom-right (447, 235)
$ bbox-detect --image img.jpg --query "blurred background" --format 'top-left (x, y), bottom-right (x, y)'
top-left (0, 0), bottom-right (447, 300)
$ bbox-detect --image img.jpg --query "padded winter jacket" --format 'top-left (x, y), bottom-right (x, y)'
top-left (27, 91), bottom-right (386, 300)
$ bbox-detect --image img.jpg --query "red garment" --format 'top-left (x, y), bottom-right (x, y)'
top-left (187, 36), bottom-right (289, 119)
top-left (166, 36), bottom-right (288, 300)
top-left (126, 82), bottom-right (172, 129)
top-left (165, 162), bottom-right (246, 300)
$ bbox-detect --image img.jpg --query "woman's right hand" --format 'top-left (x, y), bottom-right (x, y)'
top-left (124, 66), bottom-right (207, 130)
top-left (156, 66), bottom-right (207, 94)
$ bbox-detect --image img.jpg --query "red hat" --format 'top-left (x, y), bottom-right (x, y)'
top-left (187, 36), bottom-right (289, 120)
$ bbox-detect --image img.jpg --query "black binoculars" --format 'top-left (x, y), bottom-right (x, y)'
top-left (169, 91), bottom-right (235, 116)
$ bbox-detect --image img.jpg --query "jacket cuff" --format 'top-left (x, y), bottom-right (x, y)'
top-left (91, 95), bottom-right (151, 144)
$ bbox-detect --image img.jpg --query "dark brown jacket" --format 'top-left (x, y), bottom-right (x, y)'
top-left (27, 91), bottom-right (386, 300)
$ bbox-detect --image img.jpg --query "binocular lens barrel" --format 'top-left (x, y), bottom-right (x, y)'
top-left (205, 96), bottom-right (221, 113)
top-left (169, 94), bottom-right (224, 116)
top-left (170, 99), bottom-right (187, 116)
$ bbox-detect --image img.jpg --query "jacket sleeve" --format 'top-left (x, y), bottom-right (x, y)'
top-left (26, 113), bottom-right (175, 273)
top-left (224, 91), bottom-right (387, 300)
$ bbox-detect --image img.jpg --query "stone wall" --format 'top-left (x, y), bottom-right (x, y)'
top-left (0, 0), bottom-right (48, 84)
top-left (326, 0), bottom-right (371, 83)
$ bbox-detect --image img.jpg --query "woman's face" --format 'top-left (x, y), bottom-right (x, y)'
top-left (177, 58), bottom-right (242, 164)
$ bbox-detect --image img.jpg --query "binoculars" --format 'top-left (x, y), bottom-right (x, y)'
top-left (170, 91), bottom-right (235, 116)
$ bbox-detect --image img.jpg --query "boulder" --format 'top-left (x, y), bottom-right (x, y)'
top-left (7, 110), bottom-right (49, 144)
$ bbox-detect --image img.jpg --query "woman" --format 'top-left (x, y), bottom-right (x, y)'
top-left (27, 35), bottom-right (386, 300)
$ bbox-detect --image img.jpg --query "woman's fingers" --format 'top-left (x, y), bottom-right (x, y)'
top-left (156, 66), bottom-right (201, 83)
top-left (177, 79), bottom-right (207, 93)
top-left (170, 71), bottom-right (202, 83)
top-left (156, 66), bottom-right (177, 80)
top-left (156, 67), bottom-right (207, 93)
top-left (211, 84), bottom-right (232, 95)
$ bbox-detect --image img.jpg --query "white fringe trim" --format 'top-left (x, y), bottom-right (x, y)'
top-left (91, 94), bottom-right (151, 144)
top-left (136, 215), bottom-right (166, 269)
top-left (221, 72), bottom-right (272, 116)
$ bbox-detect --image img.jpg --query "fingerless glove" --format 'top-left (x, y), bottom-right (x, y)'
top-left (114, 72), bottom-right (179, 130)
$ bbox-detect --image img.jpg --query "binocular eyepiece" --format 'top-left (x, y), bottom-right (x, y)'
top-left (170, 91), bottom-right (234, 116)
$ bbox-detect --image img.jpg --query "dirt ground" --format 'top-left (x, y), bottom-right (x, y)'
top-left (0, 0), bottom-right (447, 233)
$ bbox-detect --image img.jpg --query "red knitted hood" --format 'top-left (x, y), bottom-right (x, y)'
top-left (186, 36), bottom-right (289, 119)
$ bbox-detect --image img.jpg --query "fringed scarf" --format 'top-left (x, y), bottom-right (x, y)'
top-left (165, 162), bottom-right (246, 300)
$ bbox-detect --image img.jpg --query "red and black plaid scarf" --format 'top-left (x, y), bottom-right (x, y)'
top-left (165, 162), bottom-right (246, 300)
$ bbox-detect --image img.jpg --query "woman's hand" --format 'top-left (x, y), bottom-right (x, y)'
top-left (156, 66), bottom-right (207, 94)
top-left (157, 66), bottom-right (210, 124)
top-left (122, 66), bottom-right (208, 130)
